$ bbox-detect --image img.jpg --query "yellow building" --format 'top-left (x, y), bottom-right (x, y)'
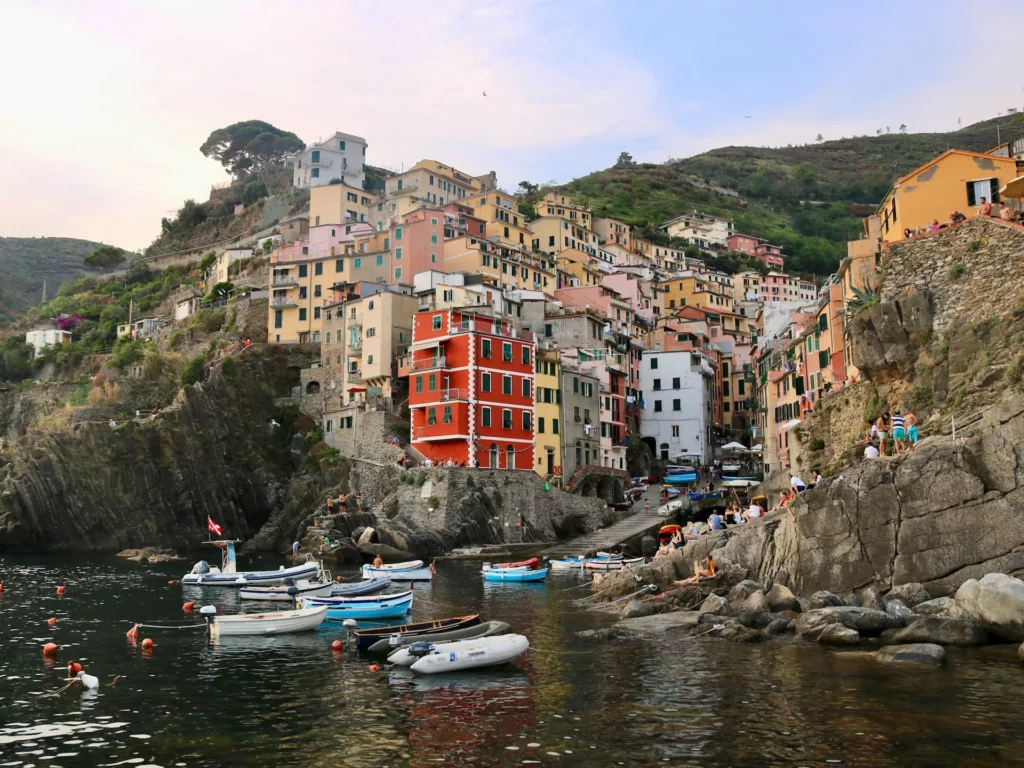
top-left (556, 250), bottom-right (602, 287)
top-left (309, 183), bottom-right (374, 227)
top-left (443, 236), bottom-right (556, 294)
top-left (536, 192), bottom-right (592, 227)
top-left (535, 347), bottom-right (563, 482)
top-left (660, 271), bottom-right (733, 312)
top-left (876, 149), bottom-right (1018, 242)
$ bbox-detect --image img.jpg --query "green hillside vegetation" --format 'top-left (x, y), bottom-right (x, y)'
top-left (557, 115), bottom-right (1024, 279)
top-left (0, 237), bottom-right (114, 323)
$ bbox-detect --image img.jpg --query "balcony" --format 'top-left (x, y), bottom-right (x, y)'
top-left (439, 388), bottom-right (469, 402)
top-left (270, 296), bottom-right (298, 308)
top-left (349, 340), bottom-right (362, 354)
top-left (271, 274), bottom-right (298, 288)
top-left (410, 356), bottom-right (449, 371)
top-left (347, 368), bottom-right (362, 380)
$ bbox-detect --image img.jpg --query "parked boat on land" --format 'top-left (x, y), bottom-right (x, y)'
top-left (330, 576), bottom-right (390, 596)
top-left (385, 621), bottom-right (512, 663)
top-left (182, 541), bottom-right (321, 587)
top-left (201, 604), bottom-right (327, 638)
top-left (352, 615), bottom-right (481, 650)
top-left (408, 634), bottom-right (530, 674)
top-left (300, 590), bottom-right (413, 621)
top-left (239, 580), bottom-right (333, 602)
top-left (482, 567), bottom-right (549, 582)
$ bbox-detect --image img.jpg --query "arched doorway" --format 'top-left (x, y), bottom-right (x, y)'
top-left (505, 445), bottom-right (516, 469)
top-left (575, 441), bottom-right (582, 467)
top-left (659, 442), bottom-right (669, 460)
top-left (489, 443), bottom-right (499, 468)
top-left (305, 381), bottom-right (320, 395)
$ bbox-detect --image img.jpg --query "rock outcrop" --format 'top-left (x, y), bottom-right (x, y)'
top-left (954, 572), bottom-right (1024, 641)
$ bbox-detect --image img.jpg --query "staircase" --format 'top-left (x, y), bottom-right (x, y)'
top-left (543, 507), bottom-right (669, 557)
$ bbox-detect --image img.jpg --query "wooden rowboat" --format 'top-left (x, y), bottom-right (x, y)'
top-left (204, 605), bottom-right (327, 639)
top-left (352, 614), bottom-right (481, 650)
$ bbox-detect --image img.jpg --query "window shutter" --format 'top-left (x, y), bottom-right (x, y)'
top-left (966, 182), bottom-right (976, 207)
top-left (990, 178), bottom-right (1000, 204)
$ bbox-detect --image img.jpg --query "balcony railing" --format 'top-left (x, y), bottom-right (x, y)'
top-left (439, 388), bottom-right (469, 402)
top-left (410, 356), bottom-right (449, 371)
top-left (271, 275), bottom-right (298, 288)
top-left (270, 297), bottom-right (297, 308)
top-left (347, 368), bottom-right (362, 380)
top-left (349, 340), bottom-right (362, 352)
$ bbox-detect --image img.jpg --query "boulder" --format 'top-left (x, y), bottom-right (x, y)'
top-left (914, 597), bottom-right (955, 616)
top-left (575, 626), bottom-right (639, 642)
top-left (840, 592), bottom-right (862, 607)
top-left (736, 612), bottom-right (773, 630)
top-left (116, 549), bottom-right (145, 561)
top-left (856, 585), bottom-right (886, 611)
top-left (882, 597), bottom-right (915, 622)
top-left (818, 624), bottom-right (861, 646)
top-left (728, 580), bottom-right (763, 603)
top-left (357, 526), bottom-right (377, 546)
top-left (739, 590), bottom-right (771, 614)
top-left (821, 606), bottom-right (904, 635)
top-left (765, 618), bottom-right (791, 636)
top-left (955, 573), bottom-right (1024, 641)
top-left (876, 643), bottom-right (946, 666)
top-left (796, 597), bottom-right (812, 613)
top-left (766, 583), bottom-right (801, 612)
top-left (888, 618), bottom-right (988, 647)
top-left (698, 593), bottom-right (730, 616)
top-left (809, 591), bottom-right (845, 609)
top-left (621, 600), bottom-right (655, 620)
top-left (887, 582), bottom-right (931, 607)
top-left (794, 610), bottom-right (841, 640)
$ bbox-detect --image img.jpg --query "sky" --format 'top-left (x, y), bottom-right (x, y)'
top-left (0, 0), bottom-right (1020, 251)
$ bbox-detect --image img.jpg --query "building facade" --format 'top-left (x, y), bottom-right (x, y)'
top-left (293, 131), bottom-right (368, 189)
top-left (639, 349), bottom-right (715, 464)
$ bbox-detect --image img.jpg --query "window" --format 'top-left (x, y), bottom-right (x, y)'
top-left (274, 310), bottom-right (283, 328)
top-left (482, 339), bottom-right (492, 358)
top-left (314, 284), bottom-right (322, 297)
top-left (544, 323), bottom-right (553, 338)
top-left (552, 418), bottom-right (559, 435)
top-left (299, 264), bottom-right (308, 278)
top-left (397, 179), bottom-right (403, 190)
top-left (573, 377), bottom-right (579, 394)
top-left (395, 247), bottom-right (402, 260)
top-left (724, 401), bottom-right (731, 412)
top-left (299, 308), bottom-right (307, 321)
top-left (503, 375), bottom-right (512, 395)
top-left (482, 407), bottom-right (491, 427)
top-left (538, 417), bottom-right (545, 433)
top-left (299, 287), bottom-right (308, 300)
top-left (739, 380), bottom-right (746, 396)
top-left (502, 342), bottom-right (512, 362)
top-left (482, 372), bottom-right (491, 392)
top-left (671, 425), bottom-right (680, 437)
top-left (312, 168), bottom-right (319, 178)
top-left (522, 411), bottom-right (532, 431)
top-left (354, 257), bottom-right (361, 269)
top-left (326, 420), bottom-right (332, 433)
top-left (573, 406), bottom-right (581, 423)
top-left (653, 378), bottom-right (661, 391)
top-left (431, 234), bottom-right (438, 245)
top-left (366, 328), bottom-right (376, 337)
top-left (376, 255), bottom-right (383, 266)
top-left (335, 258), bottom-right (344, 273)
top-left (443, 405), bottom-right (452, 424)
top-left (395, 227), bottom-right (403, 241)
top-left (502, 409), bottom-right (512, 429)
top-left (654, 400), bottom-right (663, 412)
top-left (415, 375), bottom-right (423, 393)
top-left (650, 357), bottom-right (658, 369)
top-left (966, 178), bottom-right (1000, 207)
top-left (338, 140), bottom-right (345, 150)
top-left (673, 399), bottom-right (681, 411)
top-left (395, 268), bottom-right (402, 280)
top-left (432, 315), bottom-right (442, 330)
top-left (347, 192), bottom-right (357, 203)
top-left (522, 378), bottom-right (530, 398)
top-left (429, 373), bottom-right (437, 391)
top-left (427, 407), bottom-right (437, 426)
top-left (311, 150), bottom-right (320, 162)
top-left (314, 307), bottom-right (321, 320)
top-left (672, 377), bottom-right (681, 389)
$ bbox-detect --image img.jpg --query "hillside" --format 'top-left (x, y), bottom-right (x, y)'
top-left (0, 237), bottom-right (112, 323)
top-left (564, 114), bottom-right (1024, 278)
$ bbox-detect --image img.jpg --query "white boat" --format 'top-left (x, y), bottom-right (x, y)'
top-left (387, 622), bottom-right (512, 666)
top-left (201, 605), bottom-right (327, 638)
top-left (363, 560), bottom-right (423, 572)
top-left (182, 540), bottom-right (321, 587)
top-left (549, 556), bottom-right (586, 571)
top-left (583, 556), bottom-right (645, 571)
top-left (239, 580), bottom-right (333, 602)
top-left (409, 634), bottom-right (530, 674)
top-left (362, 563), bottom-right (432, 581)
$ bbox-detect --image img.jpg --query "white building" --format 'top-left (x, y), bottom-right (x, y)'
top-left (293, 131), bottom-right (368, 189)
top-left (25, 328), bottom-right (71, 358)
top-left (661, 210), bottom-right (734, 248)
top-left (639, 349), bottom-right (715, 464)
top-left (798, 280), bottom-right (818, 303)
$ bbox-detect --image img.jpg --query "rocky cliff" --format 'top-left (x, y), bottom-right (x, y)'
top-left (0, 348), bottom-right (310, 553)
top-left (678, 390), bottom-right (1024, 599)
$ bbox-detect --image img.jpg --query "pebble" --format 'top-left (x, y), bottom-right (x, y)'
top-left (527, 743), bottom-right (540, 748)
top-left (505, 746), bottom-right (519, 751)
top-left (547, 752), bottom-right (560, 757)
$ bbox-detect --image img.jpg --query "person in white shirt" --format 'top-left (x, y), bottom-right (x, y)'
top-left (743, 502), bottom-right (763, 522)
top-left (864, 444), bottom-right (880, 459)
top-left (814, 470), bottom-right (824, 484)
top-left (791, 475), bottom-right (807, 493)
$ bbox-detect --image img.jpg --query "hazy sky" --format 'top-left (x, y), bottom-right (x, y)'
top-left (1, 0), bottom-right (1019, 250)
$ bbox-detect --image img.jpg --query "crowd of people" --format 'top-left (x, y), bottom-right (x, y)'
top-left (902, 199), bottom-right (1021, 240)
top-left (855, 408), bottom-right (918, 460)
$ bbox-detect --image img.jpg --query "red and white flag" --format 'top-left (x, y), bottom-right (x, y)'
top-left (207, 516), bottom-right (222, 536)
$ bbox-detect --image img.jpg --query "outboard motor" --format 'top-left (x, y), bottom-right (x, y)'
top-left (408, 641), bottom-right (434, 657)
top-left (286, 585), bottom-right (298, 607)
top-left (190, 560), bottom-right (211, 576)
top-left (199, 605), bottom-right (217, 640)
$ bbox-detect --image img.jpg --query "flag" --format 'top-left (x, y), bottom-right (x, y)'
top-left (207, 516), bottom-right (222, 536)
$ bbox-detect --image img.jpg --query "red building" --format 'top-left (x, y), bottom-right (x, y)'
top-left (726, 233), bottom-right (760, 255)
top-left (404, 308), bottom-right (535, 469)
top-left (754, 242), bottom-right (785, 270)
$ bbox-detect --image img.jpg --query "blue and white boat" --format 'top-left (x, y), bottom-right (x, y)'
top-left (182, 541), bottom-right (321, 587)
top-left (331, 576), bottom-right (391, 596)
top-left (362, 563), bottom-right (432, 581)
top-left (549, 556), bottom-right (586, 571)
top-left (482, 567), bottom-right (549, 583)
top-left (300, 590), bottom-right (414, 620)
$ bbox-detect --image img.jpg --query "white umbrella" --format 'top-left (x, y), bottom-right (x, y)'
top-left (751, 444), bottom-right (763, 452)
top-left (720, 442), bottom-right (749, 453)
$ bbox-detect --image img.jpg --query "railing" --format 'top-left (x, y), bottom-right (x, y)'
top-left (271, 275), bottom-right (298, 287)
top-left (439, 388), bottom-right (469, 401)
top-left (347, 368), bottom-right (362, 380)
top-left (410, 356), bottom-right (449, 371)
top-left (349, 340), bottom-right (362, 352)
top-left (270, 297), bottom-right (297, 308)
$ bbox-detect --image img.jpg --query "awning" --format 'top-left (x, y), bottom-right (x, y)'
top-left (347, 387), bottom-right (367, 392)
top-left (1000, 176), bottom-right (1024, 199)
top-left (780, 418), bottom-right (803, 432)
top-left (412, 338), bottom-right (445, 350)
top-left (751, 443), bottom-right (763, 452)
top-left (720, 441), bottom-right (749, 453)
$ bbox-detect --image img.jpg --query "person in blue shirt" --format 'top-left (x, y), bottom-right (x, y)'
top-left (708, 511), bottom-right (724, 531)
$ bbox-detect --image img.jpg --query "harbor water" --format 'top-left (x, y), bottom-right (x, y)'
top-left (1, 555), bottom-right (1023, 767)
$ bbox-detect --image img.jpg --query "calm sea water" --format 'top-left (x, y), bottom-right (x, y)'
top-left (1, 555), bottom-right (1022, 767)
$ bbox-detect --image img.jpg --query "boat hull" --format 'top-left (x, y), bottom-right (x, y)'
top-left (409, 634), bottom-right (530, 674)
top-left (330, 576), bottom-right (391, 596)
top-left (239, 581), bottom-right (333, 602)
top-left (386, 621), bottom-right (512, 665)
top-left (353, 614), bottom-right (481, 650)
top-left (549, 558), bottom-right (585, 571)
top-left (362, 565), bottom-right (432, 581)
top-left (361, 559), bottom-right (423, 572)
top-left (209, 605), bottom-right (327, 638)
top-left (482, 567), bottom-right (549, 582)
top-left (301, 592), bottom-right (413, 621)
top-left (584, 557), bottom-right (643, 571)
top-left (183, 561), bottom-right (320, 587)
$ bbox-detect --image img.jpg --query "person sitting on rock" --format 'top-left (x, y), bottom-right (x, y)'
top-left (674, 555), bottom-right (717, 586)
top-left (708, 510), bottom-right (724, 531)
top-left (682, 522), bottom-right (700, 542)
top-left (655, 542), bottom-right (673, 558)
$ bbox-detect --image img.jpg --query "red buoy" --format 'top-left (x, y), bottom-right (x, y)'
top-left (42, 642), bottom-right (59, 656)
top-left (368, 663), bottom-right (381, 672)
top-left (47, 617), bottom-right (57, 626)
top-left (126, 623), bottom-right (139, 641)
top-left (168, 579), bottom-right (177, 585)
top-left (141, 638), bottom-right (154, 649)
top-left (182, 601), bottom-right (196, 612)
top-left (56, 586), bottom-right (66, 596)
top-left (336, 576), bottom-right (344, 582)
top-left (0, 583), bottom-right (5, 593)
top-left (67, 661), bottom-right (83, 676)
top-left (331, 640), bottom-right (343, 651)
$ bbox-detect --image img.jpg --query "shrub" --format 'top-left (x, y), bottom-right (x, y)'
top-left (903, 384), bottom-right (933, 411)
top-left (142, 349), bottom-right (165, 379)
top-left (416, 473), bottom-right (427, 486)
top-left (465, 475), bottom-right (475, 488)
top-left (948, 262), bottom-right (965, 279)
top-left (87, 380), bottom-right (120, 406)
top-left (181, 355), bottom-right (206, 386)
top-left (808, 438), bottom-right (826, 451)
top-left (427, 496), bottom-right (440, 508)
top-left (199, 252), bottom-right (217, 274)
top-left (966, 240), bottom-right (981, 252)
top-left (109, 337), bottom-right (145, 369)
top-left (220, 355), bottom-right (238, 379)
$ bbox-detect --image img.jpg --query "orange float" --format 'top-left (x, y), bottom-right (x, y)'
top-left (42, 642), bottom-right (59, 656)
top-left (67, 661), bottom-right (83, 676)
top-left (56, 586), bottom-right (66, 596)
top-left (368, 663), bottom-right (381, 672)
top-left (182, 601), bottom-right (196, 612)
top-left (141, 638), bottom-right (154, 649)
top-left (168, 580), bottom-right (177, 585)
top-left (126, 623), bottom-right (140, 641)
top-left (331, 640), bottom-right (343, 651)
top-left (47, 617), bottom-right (57, 626)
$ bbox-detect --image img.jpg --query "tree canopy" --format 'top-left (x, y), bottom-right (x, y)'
top-left (200, 120), bottom-right (304, 178)
top-left (83, 244), bottom-right (127, 271)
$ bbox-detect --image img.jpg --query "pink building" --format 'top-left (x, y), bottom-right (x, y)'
top-left (760, 271), bottom-right (801, 302)
top-left (389, 207), bottom-right (445, 284)
top-left (726, 233), bottom-right (760, 255)
top-left (754, 243), bottom-right (785, 269)
top-left (593, 217), bottom-right (631, 250)
top-left (600, 272), bottom-right (662, 328)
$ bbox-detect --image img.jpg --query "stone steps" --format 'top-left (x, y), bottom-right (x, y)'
top-left (544, 511), bottom-right (668, 556)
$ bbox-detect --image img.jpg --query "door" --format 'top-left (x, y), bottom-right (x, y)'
top-left (546, 449), bottom-right (554, 475)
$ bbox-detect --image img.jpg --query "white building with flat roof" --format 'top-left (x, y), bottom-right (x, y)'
top-left (293, 131), bottom-right (368, 189)
top-left (639, 349), bottom-right (715, 464)
top-left (25, 328), bottom-right (71, 358)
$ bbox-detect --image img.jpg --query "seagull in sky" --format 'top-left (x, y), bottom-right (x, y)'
top-left (483, 91), bottom-right (487, 97)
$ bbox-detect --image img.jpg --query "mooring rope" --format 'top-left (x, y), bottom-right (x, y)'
top-left (123, 621), bottom-right (207, 630)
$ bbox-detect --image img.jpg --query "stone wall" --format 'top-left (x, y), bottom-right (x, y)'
top-left (787, 380), bottom-right (876, 473)
top-left (881, 218), bottom-right (1024, 336)
top-left (324, 409), bottom-right (406, 464)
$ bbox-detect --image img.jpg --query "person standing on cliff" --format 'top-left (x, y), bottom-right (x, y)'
top-left (875, 415), bottom-right (889, 457)
top-left (904, 410), bottom-right (919, 451)
top-left (891, 410), bottom-right (907, 454)
top-left (355, 494), bottom-right (363, 513)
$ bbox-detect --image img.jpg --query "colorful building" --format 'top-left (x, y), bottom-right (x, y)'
top-left (404, 308), bottom-right (535, 469)
top-left (593, 216), bottom-right (632, 250)
top-left (534, 347), bottom-right (563, 482)
top-left (293, 131), bottom-right (367, 189)
top-left (661, 210), bottom-right (734, 248)
top-left (309, 183), bottom-right (375, 226)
